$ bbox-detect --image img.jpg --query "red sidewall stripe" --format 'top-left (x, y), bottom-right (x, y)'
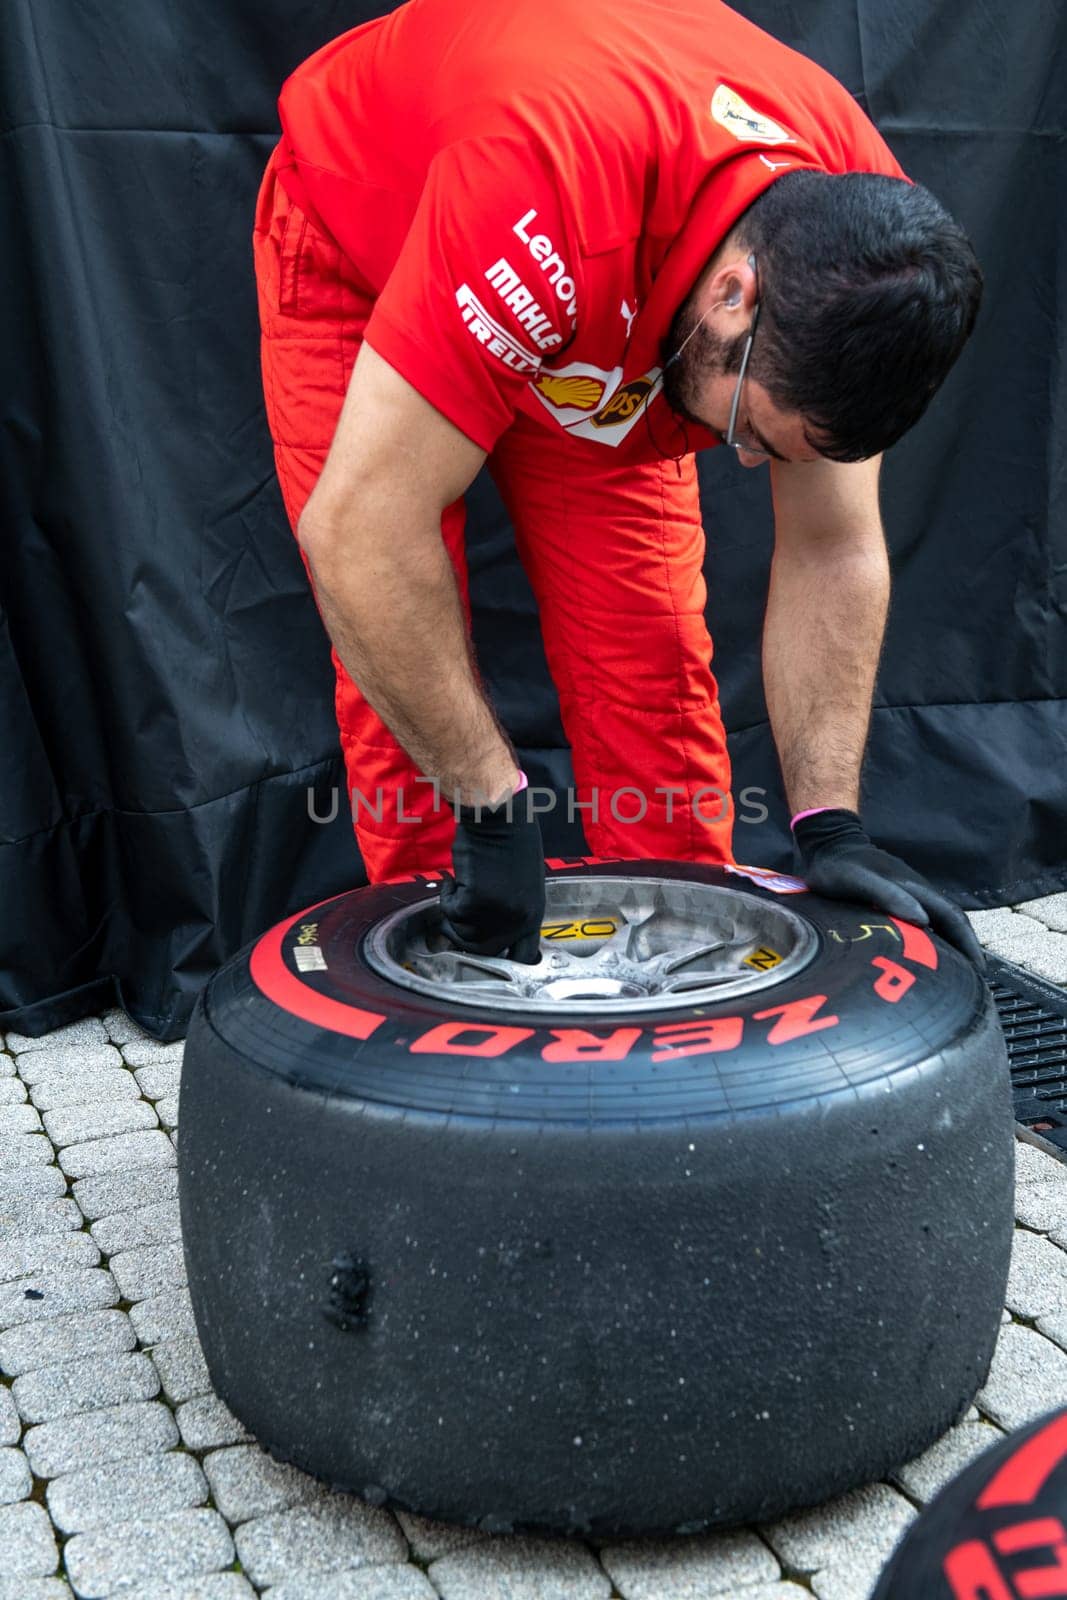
top-left (248, 897), bottom-right (386, 1040)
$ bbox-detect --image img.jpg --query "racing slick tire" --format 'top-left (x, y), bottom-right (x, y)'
top-left (177, 855), bottom-right (1014, 1537)
top-left (872, 1405), bottom-right (1067, 1599)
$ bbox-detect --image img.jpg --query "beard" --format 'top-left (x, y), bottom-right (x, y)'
top-left (660, 296), bottom-right (749, 433)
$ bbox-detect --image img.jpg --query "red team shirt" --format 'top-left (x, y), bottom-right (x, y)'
top-left (274, 0), bottom-right (909, 466)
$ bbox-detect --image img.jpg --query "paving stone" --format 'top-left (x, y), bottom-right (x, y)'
top-left (394, 1508), bottom-right (491, 1561)
top-left (600, 1529), bottom-right (779, 1598)
top-left (23, 1398), bottom-right (179, 1477)
top-left (176, 1394), bottom-right (253, 1450)
top-left (0, 1383), bottom-right (19, 1442)
top-left (1005, 910), bottom-right (1064, 938)
top-left (7, 1019), bottom-right (109, 1054)
top-left (762, 1483), bottom-right (915, 1598)
top-left (156, 1096), bottom-right (181, 1130)
top-left (0, 1080), bottom-right (28, 1105)
top-left (0, 1134), bottom-right (55, 1170)
top-left (811, 1568), bottom-right (887, 1600)
top-left (0, 1266), bottom-right (118, 1329)
top-left (13, 1350), bottom-right (159, 1423)
top-left (1004, 933), bottom-right (1067, 985)
top-left (101, 1009), bottom-right (152, 1047)
top-left (0, 1499), bottom-right (58, 1576)
top-left (429, 1538), bottom-right (611, 1600)
top-left (202, 1443), bottom-right (325, 1523)
top-left (1045, 1224), bottom-right (1067, 1257)
top-left (0, 1445), bottom-right (32, 1503)
top-left (971, 911), bottom-right (1053, 949)
top-left (665, 1591), bottom-right (808, 1600)
top-left (152, 1336), bottom-right (212, 1404)
top-left (30, 1070), bottom-right (141, 1112)
top-left (264, 1567), bottom-right (437, 1600)
top-left (1015, 1176), bottom-right (1067, 1234)
top-left (0, 1103), bottom-right (42, 1134)
top-left (58, 1130), bottom-right (177, 1180)
top-left (91, 1199), bottom-right (182, 1256)
top-left (984, 932), bottom-right (1067, 974)
top-left (42, 1097), bottom-right (158, 1150)
top-left (978, 1323), bottom-right (1067, 1430)
top-left (0, 1165), bottom-right (67, 1204)
top-left (64, 1505), bottom-right (233, 1597)
top-left (130, 1287), bottom-right (197, 1346)
top-left (0, 1195), bottom-right (82, 1242)
top-left (135, 1063), bottom-right (181, 1101)
top-left (1015, 893), bottom-right (1067, 933)
top-left (127, 1579), bottom-right (257, 1600)
top-left (0, 1581), bottom-right (73, 1600)
top-left (109, 1241), bottom-right (187, 1301)
top-left (0, 1583), bottom-right (73, 1600)
top-left (234, 1498), bottom-right (407, 1587)
top-left (1036, 1310), bottom-right (1067, 1355)
top-left (1006, 1229), bottom-right (1067, 1319)
top-left (1016, 1140), bottom-right (1067, 1187)
top-left (0, 1230), bottom-right (100, 1282)
top-left (968, 908), bottom-right (1037, 942)
top-left (73, 1164), bottom-right (179, 1221)
top-left (120, 1040), bottom-right (185, 1068)
top-left (46, 1448), bottom-right (208, 1534)
top-left (0, 1309), bottom-right (137, 1376)
top-left (892, 1420), bottom-right (1005, 1503)
top-left (15, 1045), bottom-right (123, 1085)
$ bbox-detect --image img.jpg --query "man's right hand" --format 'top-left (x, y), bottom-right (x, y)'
top-left (437, 791), bottom-right (545, 964)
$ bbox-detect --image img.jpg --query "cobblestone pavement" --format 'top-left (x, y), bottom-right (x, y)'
top-left (1, 893), bottom-right (1066, 1598)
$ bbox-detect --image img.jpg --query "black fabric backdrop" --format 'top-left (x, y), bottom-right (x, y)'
top-left (2, 0), bottom-right (1064, 1040)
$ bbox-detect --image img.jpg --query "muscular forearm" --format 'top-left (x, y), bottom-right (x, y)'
top-left (762, 541), bottom-right (890, 815)
top-left (299, 492), bottom-right (519, 808)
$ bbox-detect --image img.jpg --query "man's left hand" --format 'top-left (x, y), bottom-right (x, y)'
top-left (792, 808), bottom-right (988, 975)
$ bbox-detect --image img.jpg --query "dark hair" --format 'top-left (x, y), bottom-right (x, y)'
top-left (732, 171), bottom-right (983, 461)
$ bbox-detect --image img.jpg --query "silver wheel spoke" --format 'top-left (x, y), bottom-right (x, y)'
top-left (412, 950), bottom-right (525, 986)
top-left (659, 939), bottom-right (730, 973)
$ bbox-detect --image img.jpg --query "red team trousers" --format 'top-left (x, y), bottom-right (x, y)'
top-left (253, 140), bottom-right (736, 882)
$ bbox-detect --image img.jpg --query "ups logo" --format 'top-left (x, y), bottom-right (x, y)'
top-left (590, 376), bottom-right (655, 428)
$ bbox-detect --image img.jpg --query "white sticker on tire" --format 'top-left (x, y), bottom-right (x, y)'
top-left (725, 863), bottom-right (809, 894)
top-left (293, 946), bottom-right (328, 971)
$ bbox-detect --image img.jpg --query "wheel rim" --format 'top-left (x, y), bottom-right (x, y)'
top-left (363, 874), bottom-right (819, 1014)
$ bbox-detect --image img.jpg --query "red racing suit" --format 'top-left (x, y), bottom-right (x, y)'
top-left (252, 0), bottom-right (908, 881)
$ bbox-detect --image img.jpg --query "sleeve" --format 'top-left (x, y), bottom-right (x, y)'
top-left (363, 138), bottom-right (579, 452)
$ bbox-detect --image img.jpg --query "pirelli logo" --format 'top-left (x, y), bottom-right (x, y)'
top-left (455, 284), bottom-right (541, 375)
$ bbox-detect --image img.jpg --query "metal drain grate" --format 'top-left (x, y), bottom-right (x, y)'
top-left (988, 956), bottom-right (1067, 1149)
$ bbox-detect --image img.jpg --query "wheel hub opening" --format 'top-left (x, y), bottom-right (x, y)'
top-left (364, 874), bottom-right (818, 1014)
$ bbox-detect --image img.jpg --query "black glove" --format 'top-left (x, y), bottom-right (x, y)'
top-left (438, 790), bottom-right (545, 964)
top-left (792, 808), bottom-right (988, 975)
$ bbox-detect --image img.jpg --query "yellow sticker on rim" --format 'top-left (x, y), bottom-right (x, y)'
top-left (540, 919), bottom-right (619, 941)
top-left (743, 945), bottom-right (783, 972)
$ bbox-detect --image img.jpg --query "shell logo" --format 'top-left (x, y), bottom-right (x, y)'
top-left (534, 373), bottom-right (607, 411)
